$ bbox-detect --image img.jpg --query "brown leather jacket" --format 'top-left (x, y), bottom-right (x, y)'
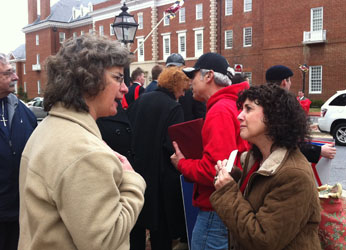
top-left (210, 148), bottom-right (321, 250)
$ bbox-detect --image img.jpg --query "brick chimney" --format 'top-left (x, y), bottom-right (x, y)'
top-left (40, 0), bottom-right (51, 20)
top-left (28, 0), bottom-right (38, 24)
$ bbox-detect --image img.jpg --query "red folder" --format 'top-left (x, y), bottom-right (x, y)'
top-left (168, 118), bottom-right (204, 159)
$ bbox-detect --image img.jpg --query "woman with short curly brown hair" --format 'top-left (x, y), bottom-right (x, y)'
top-left (210, 84), bottom-right (321, 250)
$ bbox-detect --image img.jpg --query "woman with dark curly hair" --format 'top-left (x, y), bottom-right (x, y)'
top-left (18, 34), bottom-right (146, 250)
top-left (210, 84), bottom-right (321, 250)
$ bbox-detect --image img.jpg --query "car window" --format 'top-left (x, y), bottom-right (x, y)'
top-left (329, 93), bottom-right (346, 106)
top-left (33, 100), bottom-right (42, 107)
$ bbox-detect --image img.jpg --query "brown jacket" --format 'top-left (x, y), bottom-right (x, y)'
top-left (210, 148), bottom-right (321, 250)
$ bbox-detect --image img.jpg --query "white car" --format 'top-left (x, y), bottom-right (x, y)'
top-left (27, 98), bottom-right (48, 121)
top-left (27, 97), bottom-right (43, 106)
top-left (318, 89), bottom-right (346, 146)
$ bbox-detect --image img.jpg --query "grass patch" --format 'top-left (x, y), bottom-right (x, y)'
top-left (310, 107), bottom-right (321, 113)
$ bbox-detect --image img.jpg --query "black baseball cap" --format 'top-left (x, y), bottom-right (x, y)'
top-left (265, 65), bottom-right (294, 81)
top-left (166, 53), bottom-right (185, 67)
top-left (182, 53), bottom-right (234, 80)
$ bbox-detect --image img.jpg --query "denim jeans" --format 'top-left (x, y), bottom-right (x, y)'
top-left (191, 210), bottom-right (228, 250)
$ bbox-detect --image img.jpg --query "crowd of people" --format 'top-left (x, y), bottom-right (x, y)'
top-left (0, 33), bottom-right (337, 250)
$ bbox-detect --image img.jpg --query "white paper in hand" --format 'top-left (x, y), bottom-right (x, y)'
top-left (225, 149), bottom-right (238, 173)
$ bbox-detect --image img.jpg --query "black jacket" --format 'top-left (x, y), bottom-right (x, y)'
top-left (124, 83), bottom-right (145, 108)
top-left (96, 101), bottom-right (134, 164)
top-left (179, 89), bottom-right (206, 121)
top-left (0, 94), bottom-right (37, 221)
top-left (127, 87), bottom-right (185, 237)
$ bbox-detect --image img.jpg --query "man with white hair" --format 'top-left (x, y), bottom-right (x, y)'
top-left (0, 52), bottom-right (36, 250)
top-left (171, 52), bottom-right (249, 250)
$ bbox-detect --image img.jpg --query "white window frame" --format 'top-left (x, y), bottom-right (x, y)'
top-left (311, 7), bottom-right (323, 31)
top-left (179, 8), bottom-right (185, 23)
top-left (59, 32), bottom-right (65, 43)
top-left (161, 33), bottom-right (171, 60)
top-left (81, 30), bottom-right (85, 36)
top-left (99, 25), bottom-right (104, 36)
top-left (194, 28), bottom-right (204, 57)
top-left (196, 4), bottom-right (203, 20)
top-left (36, 54), bottom-right (40, 65)
top-left (164, 12), bottom-right (170, 26)
top-left (309, 65), bottom-right (322, 94)
top-left (37, 80), bottom-right (41, 94)
top-left (73, 32), bottom-right (77, 38)
top-left (244, 0), bottom-right (252, 12)
top-left (243, 27), bottom-right (252, 47)
top-left (225, 0), bottom-right (233, 16)
top-left (177, 31), bottom-right (187, 58)
top-left (110, 24), bottom-right (114, 36)
top-left (24, 82), bottom-right (27, 92)
top-left (225, 30), bottom-right (233, 49)
top-left (137, 36), bottom-right (145, 62)
top-left (138, 13), bottom-right (143, 29)
top-left (23, 63), bottom-right (26, 75)
top-left (36, 34), bottom-right (39, 45)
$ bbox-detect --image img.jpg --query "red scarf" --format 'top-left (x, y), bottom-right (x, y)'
top-left (240, 161), bottom-right (260, 194)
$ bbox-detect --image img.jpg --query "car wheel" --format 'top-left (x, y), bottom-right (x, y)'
top-left (333, 123), bottom-right (346, 146)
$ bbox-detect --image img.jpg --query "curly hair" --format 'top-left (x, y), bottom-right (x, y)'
top-left (158, 66), bottom-right (189, 95)
top-left (237, 84), bottom-right (310, 159)
top-left (44, 34), bottom-right (131, 112)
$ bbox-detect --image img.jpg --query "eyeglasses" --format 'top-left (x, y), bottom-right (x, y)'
top-left (0, 69), bottom-right (16, 77)
top-left (108, 71), bottom-right (124, 84)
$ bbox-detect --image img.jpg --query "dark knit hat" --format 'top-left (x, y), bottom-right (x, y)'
top-left (183, 53), bottom-right (234, 80)
top-left (265, 65), bottom-right (294, 81)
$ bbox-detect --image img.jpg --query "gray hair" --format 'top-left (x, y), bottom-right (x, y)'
top-left (0, 53), bottom-right (9, 66)
top-left (200, 69), bottom-right (232, 87)
top-left (44, 34), bottom-right (132, 112)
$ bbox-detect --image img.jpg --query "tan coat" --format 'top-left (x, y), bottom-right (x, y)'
top-left (210, 148), bottom-right (321, 250)
top-left (19, 103), bottom-right (146, 250)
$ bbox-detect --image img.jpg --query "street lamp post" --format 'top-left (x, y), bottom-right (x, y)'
top-left (299, 64), bottom-right (309, 94)
top-left (112, 2), bottom-right (138, 86)
top-left (112, 3), bottom-right (138, 45)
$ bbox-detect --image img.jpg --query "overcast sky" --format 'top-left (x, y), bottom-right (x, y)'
top-left (0, 0), bottom-right (59, 54)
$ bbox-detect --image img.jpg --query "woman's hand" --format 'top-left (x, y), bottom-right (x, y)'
top-left (113, 151), bottom-right (134, 171)
top-left (170, 141), bottom-right (185, 170)
top-left (214, 159), bottom-right (234, 190)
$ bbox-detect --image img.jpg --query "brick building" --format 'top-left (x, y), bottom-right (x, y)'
top-left (16, 0), bottom-right (346, 101)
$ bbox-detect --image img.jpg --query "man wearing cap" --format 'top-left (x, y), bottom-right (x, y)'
top-left (265, 65), bottom-right (336, 162)
top-left (171, 52), bottom-right (249, 250)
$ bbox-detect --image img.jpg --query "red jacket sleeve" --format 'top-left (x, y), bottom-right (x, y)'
top-left (178, 109), bottom-right (240, 187)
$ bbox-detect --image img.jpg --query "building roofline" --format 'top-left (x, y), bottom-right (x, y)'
top-left (22, 18), bottom-right (93, 33)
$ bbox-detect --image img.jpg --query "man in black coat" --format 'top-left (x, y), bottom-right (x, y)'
top-left (124, 67), bottom-right (146, 108)
top-left (127, 67), bottom-right (189, 250)
top-left (96, 100), bottom-right (134, 164)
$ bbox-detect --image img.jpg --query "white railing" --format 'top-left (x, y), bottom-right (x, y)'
top-left (303, 30), bottom-right (326, 44)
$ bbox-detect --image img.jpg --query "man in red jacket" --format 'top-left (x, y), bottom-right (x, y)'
top-left (297, 90), bottom-right (311, 115)
top-left (171, 53), bottom-right (249, 250)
